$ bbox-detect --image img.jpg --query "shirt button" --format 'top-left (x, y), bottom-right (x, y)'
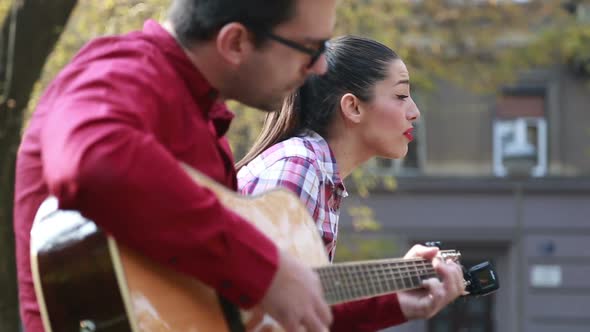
top-left (239, 295), bottom-right (251, 306)
top-left (221, 280), bottom-right (232, 290)
top-left (208, 89), bottom-right (218, 100)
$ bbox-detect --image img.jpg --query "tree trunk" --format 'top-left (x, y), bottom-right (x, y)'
top-left (0, 1), bottom-right (77, 330)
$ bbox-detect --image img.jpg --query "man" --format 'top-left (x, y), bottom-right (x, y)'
top-left (15, 1), bottom-right (335, 331)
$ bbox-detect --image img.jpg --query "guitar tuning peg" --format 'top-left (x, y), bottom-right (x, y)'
top-left (442, 250), bottom-right (461, 262)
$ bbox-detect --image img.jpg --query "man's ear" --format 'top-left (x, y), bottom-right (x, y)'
top-left (340, 93), bottom-right (362, 124)
top-left (215, 23), bottom-right (254, 66)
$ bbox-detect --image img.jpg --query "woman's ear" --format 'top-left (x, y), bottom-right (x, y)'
top-left (215, 22), bottom-right (253, 66)
top-left (339, 93), bottom-right (362, 124)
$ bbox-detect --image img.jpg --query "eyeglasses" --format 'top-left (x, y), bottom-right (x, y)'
top-left (263, 32), bottom-right (329, 68)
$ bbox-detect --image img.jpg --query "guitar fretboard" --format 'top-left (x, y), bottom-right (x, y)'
top-left (314, 258), bottom-right (437, 304)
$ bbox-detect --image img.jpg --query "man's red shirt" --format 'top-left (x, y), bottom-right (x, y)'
top-left (14, 20), bottom-right (278, 332)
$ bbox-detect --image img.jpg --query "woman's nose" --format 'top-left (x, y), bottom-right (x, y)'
top-left (408, 100), bottom-right (421, 121)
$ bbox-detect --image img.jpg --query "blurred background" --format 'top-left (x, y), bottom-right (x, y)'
top-left (1, 1), bottom-right (589, 331)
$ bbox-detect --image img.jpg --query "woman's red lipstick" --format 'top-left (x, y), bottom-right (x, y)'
top-left (404, 128), bottom-right (414, 141)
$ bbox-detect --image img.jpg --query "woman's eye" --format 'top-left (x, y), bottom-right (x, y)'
top-left (397, 95), bottom-right (409, 100)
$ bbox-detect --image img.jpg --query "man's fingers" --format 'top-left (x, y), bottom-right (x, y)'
top-left (259, 251), bottom-right (331, 332)
top-left (316, 296), bottom-right (333, 327)
top-left (308, 274), bottom-right (332, 327)
top-left (416, 278), bottom-right (444, 318)
top-left (404, 244), bottom-right (439, 259)
top-left (422, 278), bottom-right (445, 300)
top-left (435, 260), bottom-right (465, 295)
top-left (430, 255), bottom-right (444, 269)
top-left (301, 308), bottom-right (329, 332)
top-left (277, 311), bottom-right (299, 332)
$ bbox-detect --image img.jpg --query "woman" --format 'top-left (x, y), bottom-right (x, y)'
top-left (237, 36), bottom-right (465, 331)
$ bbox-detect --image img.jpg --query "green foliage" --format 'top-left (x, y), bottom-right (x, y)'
top-left (225, 101), bottom-right (266, 160)
top-left (26, 0), bottom-right (169, 121)
top-left (0, 2), bottom-right (9, 21)
top-left (346, 204), bottom-right (381, 232)
top-left (563, 26), bottom-right (590, 59)
top-left (334, 233), bottom-right (400, 262)
top-left (336, 0), bottom-right (583, 92)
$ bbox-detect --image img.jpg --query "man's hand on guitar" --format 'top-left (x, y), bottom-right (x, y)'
top-left (259, 250), bottom-right (333, 332)
top-left (397, 244), bottom-right (466, 320)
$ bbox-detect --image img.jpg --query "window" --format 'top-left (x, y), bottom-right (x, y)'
top-left (493, 87), bottom-right (547, 177)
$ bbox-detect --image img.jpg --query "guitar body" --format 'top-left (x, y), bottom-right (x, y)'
top-left (31, 164), bottom-right (329, 332)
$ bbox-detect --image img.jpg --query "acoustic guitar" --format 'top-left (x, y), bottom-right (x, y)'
top-left (31, 163), bottom-right (462, 332)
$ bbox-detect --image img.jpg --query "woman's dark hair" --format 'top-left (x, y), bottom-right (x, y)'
top-left (168, 0), bottom-right (296, 47)
top-left (236, 35), bottom-right (399, 169)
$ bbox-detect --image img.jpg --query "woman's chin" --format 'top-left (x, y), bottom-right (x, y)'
top-left (384, 148), bottom-right (407, 160)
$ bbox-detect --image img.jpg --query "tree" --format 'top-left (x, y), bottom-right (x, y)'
top-left (335, 0), bottom-right (586, 91)
top-left (0, 1), bottom-right (77, 330)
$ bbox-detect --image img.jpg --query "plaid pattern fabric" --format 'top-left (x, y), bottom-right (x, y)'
top-left (238, 131), bottom-right (347, 261)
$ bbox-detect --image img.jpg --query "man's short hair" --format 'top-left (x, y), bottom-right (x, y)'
top-left (168, 0), bottom-right (297, 47)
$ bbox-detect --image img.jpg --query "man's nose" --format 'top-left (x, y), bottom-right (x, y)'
top-left (307, 53), bottom-right (328, 76)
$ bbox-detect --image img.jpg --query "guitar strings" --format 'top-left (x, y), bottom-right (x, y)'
top-left (317, 250), bottom-right (459, 268)
top-left (321, 274), bottom-right (438, 304)
top-left (314, 256), bottom-right (456, 299)
top-left (316, 261), bottom-right (436, 280)
top-left (318, 271), bottom-right (438, 291)
top-left (316, 263), bottom-right (437, 282)
top-left (317, 261), bottom-right (440, 303)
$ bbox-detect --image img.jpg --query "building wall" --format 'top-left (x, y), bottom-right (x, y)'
top-left (559, 73), bottom-right (590, 174)
top-left (521, 194), bottom-right (590, 332)
top-left (338, 181), bottom-right (590, 332)
top-left (415, 66), bottom-right (590, 177)
top-left (417, 82), bottom-right (494, 176)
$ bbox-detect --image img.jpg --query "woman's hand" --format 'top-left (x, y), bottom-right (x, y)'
top-left (397, 244), bottom-right (466, 320)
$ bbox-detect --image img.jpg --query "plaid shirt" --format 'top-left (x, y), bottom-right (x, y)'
top-left (238, 132), bottom-right (408, 331)
top-left (238, 131), bottom-right (348, 261)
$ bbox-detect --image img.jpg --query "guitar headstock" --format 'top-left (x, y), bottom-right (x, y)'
top-left (425, 242), bottom-right (461, 263)
top-left (440, 249), bottom-right (461, 263)
top-left (429, 245), bottom-right (499, 297)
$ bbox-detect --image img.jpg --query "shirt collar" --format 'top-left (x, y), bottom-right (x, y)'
top-left (304, 131), bottom-right (348, 197)
top-left (142, 20), bottom-right (234, 136)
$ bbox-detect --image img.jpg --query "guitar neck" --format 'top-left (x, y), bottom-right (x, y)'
top-left (314, 256), bottom-right (437, 305)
